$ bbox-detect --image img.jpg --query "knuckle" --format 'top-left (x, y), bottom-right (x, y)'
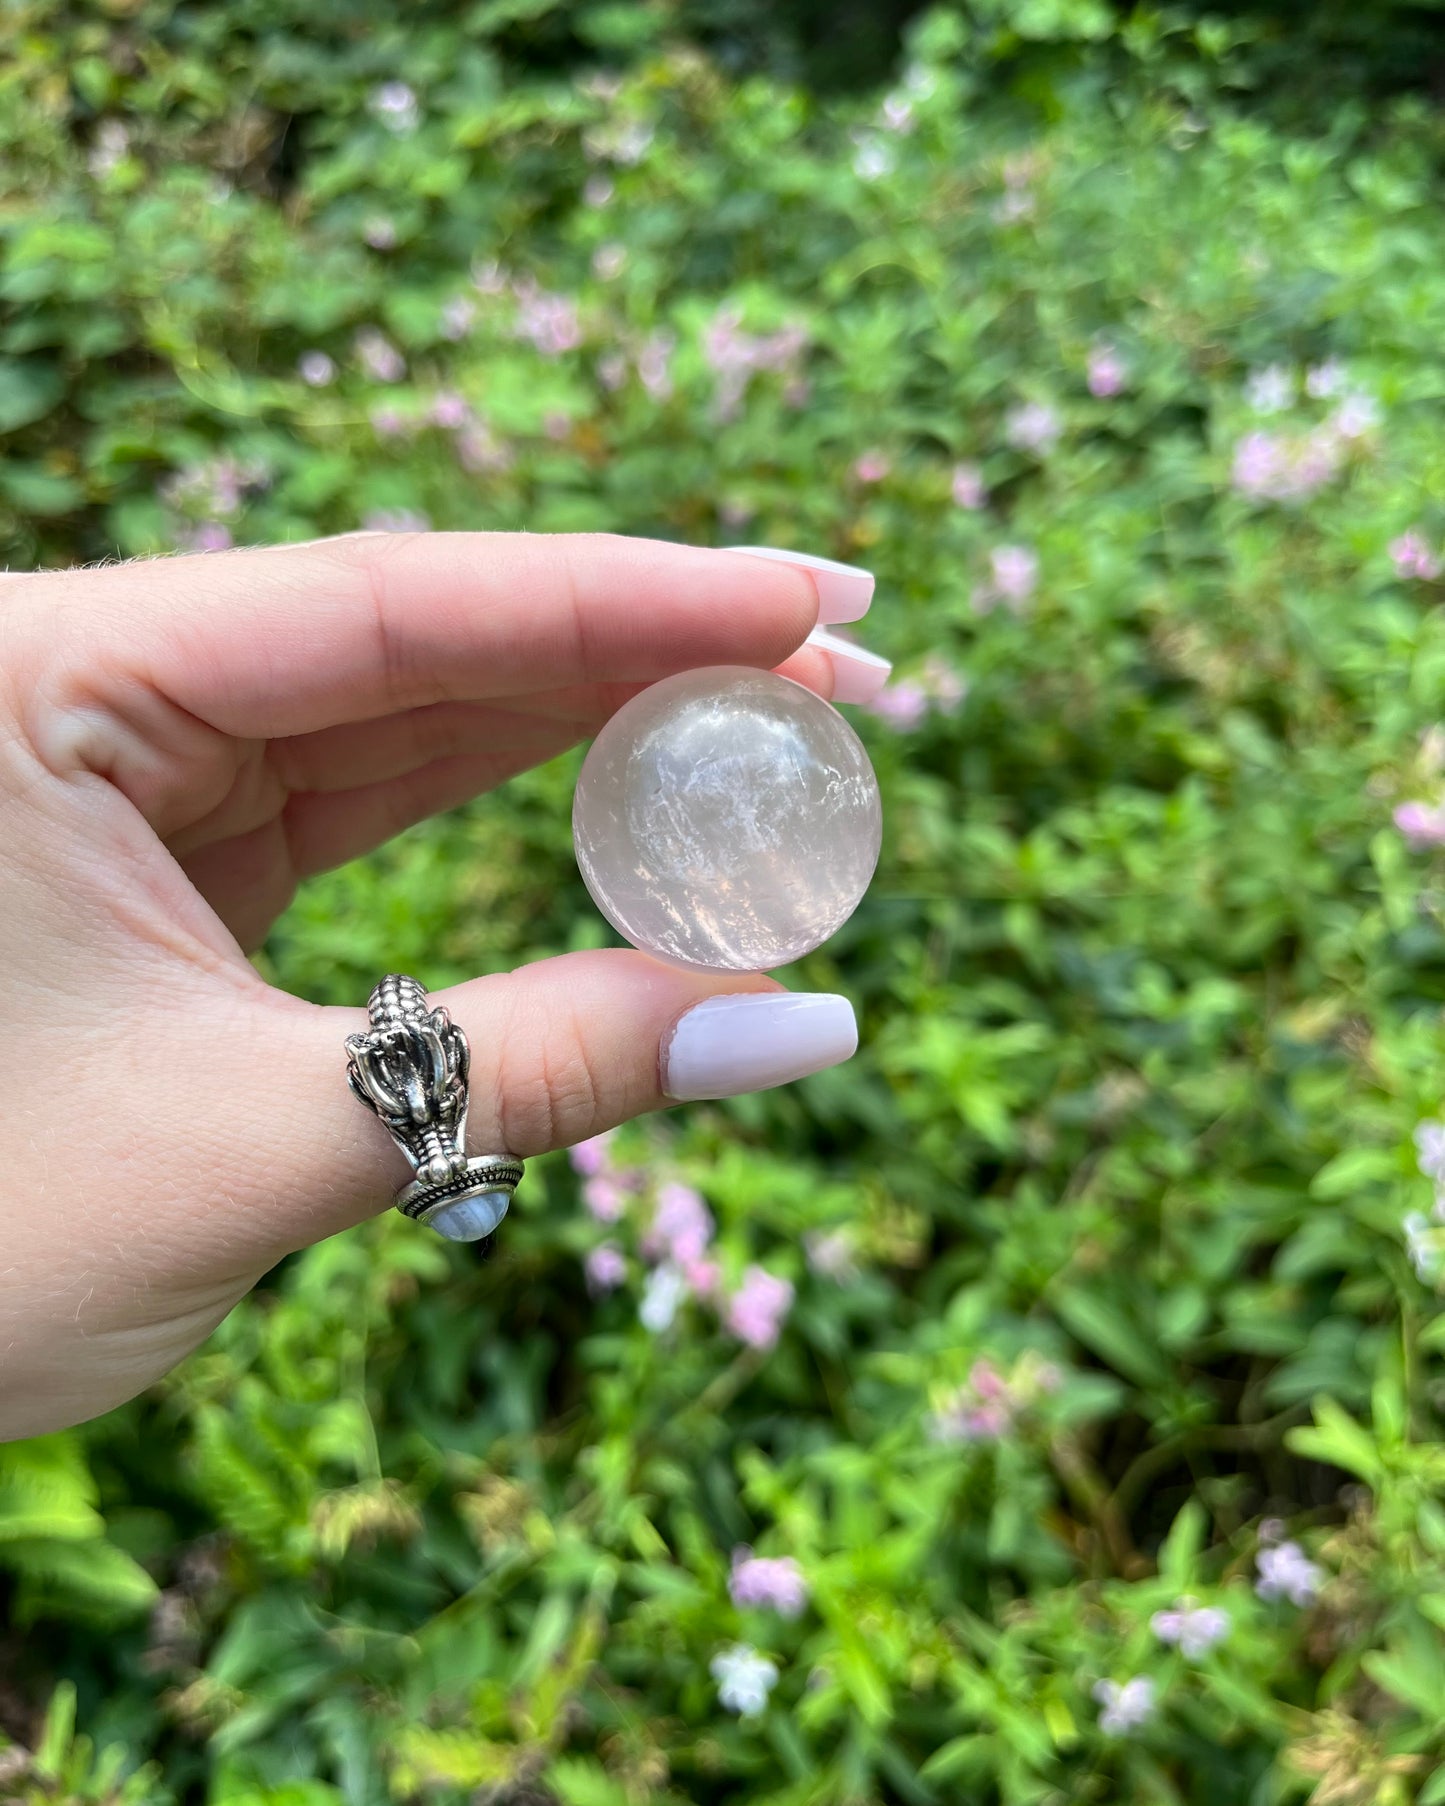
top-left (485, 976), bottom-right (603, 1155)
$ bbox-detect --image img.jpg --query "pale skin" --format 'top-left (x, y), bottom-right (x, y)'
top-left (0, 532), bottom-right (849, 1441)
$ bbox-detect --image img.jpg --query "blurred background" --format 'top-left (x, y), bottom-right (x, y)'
top-left (6, 0), bottom-right (1445, 1800)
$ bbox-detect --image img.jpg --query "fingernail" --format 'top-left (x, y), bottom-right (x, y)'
top-left (729, 546), bottom-right (875, 624)
top-left (806, 626), bottom-right (892, 704)
top-left (661, 992), bottom-right (858, 1100)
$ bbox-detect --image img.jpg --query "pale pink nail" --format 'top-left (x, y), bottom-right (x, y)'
top-left (661, 993), bottom-right (858, 1100)
top-left (729, 546), bottom-right (875, 623)
top-left (805, 626), bottom-right (892, 703)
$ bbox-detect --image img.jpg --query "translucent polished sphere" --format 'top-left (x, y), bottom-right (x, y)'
top-left (573, 666), bottom-right (881, 971)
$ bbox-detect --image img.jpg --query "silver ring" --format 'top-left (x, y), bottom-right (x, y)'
top-left (345, 974), bottom-right (522, 1243)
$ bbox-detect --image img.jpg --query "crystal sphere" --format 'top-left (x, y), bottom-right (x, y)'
top-left (573, 665), bottom-right (881, 971)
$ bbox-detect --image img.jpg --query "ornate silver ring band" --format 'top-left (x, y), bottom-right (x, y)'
top-left (345, 974), bottom-right (522, 1243)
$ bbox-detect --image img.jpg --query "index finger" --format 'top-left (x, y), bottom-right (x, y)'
top-left (19, 533), bottom-right (866, 740)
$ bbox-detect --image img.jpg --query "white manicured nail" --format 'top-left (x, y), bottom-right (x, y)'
top-left (729, 546), bottom-right (875, 623)
top-left (806, 626), bottom-right (892, 703)
top-left (661, 992), bottom-right (858, 1100)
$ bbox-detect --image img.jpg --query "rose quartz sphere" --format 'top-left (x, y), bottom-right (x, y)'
top-left (573, 666), bottom-right (881, 971)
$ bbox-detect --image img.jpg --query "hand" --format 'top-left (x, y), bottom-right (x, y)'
top-left (0, 532), bottom-right (887, 1439)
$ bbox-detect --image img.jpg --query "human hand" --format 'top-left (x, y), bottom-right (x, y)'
top-left (0, 532), bottom-right (888, 1438)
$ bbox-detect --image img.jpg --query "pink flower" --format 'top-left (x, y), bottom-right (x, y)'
top-left (471, 258), bottom-right (509, 296)
top-left (582, 1176), bottom-right (628, 1223)
top-left (1394, 801), bottom-right (1445, 848)
top-left (428, 391), bottom-right (469, 430)
top-left (866, 681), bottom-right (930, 731)
top-left (637, 331), bottom-right (675, 401)
top-left (361, 508), bottom-right (430, 533)
top-left (853, 451), bottom-right (890, 484)
top-left (298, 350), bottom-right (335, 387)
top-left (1087, 344), bottom-right (1127, 398)
top-left (644, 1183), bottom-right (713, 1265)
top-left (724, 1266), bottom-right (794, 1350)
top-left (988, 544), bottom-right (1039, 607)
top-left (1390, 530), bottom-right (1441, 581)
top-left (1231, 426), bottom-right (1343, 503)
top-left (369, 405), bottom-right (409, 439)
top-left (968, 1358), bottom-right (1009, 1402)
top-left (918, 654), bottom-right (967, 712)
top-left (927, 1360), bottom-right (1021, 1444)
top-left (702, 307), bottom-right (809, 421)
top-left (439, 296), bottom-right (476, 340)
top-left (597, 351), bottom-right (629, 392)
top-left (683, 1256), bottom-right (721, 1299)
top-left (569, 1132), bottom-right (616, 1178)
top-left (455, 423), bottom-right (512, 475)
top-left (514, 284), bottom-right (583, 357)
top-left (729, 1548), bottom-right (809, 1617)
top-left (180, 522), bottom-right (233, 553)
top-left (1004, 401), bottom-right (1061, 455)
top-left (585, 1244), bottom-right (627, 1293)
top-left (355, 328), bottom-right (405, 383)
top-left (951, 462), bottom-right (986, 509)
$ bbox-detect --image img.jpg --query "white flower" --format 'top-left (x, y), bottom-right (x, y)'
top-left (369, 81), bottom-right (419, 134)
top-left (1404, 1211), bottom-right (1440, 1282)
top-left (1306, 359), bottom-right (1348, 399)
top-left (710, 1643), bottom-right (779, 1717)
top-left (851, 133), bottom-right (896, 181)
top-left (1151, 1598), bottom-right (1231, 1658)
top-left (1332, 392), bottom-right (1380, 438)
top-left (1245, 364), bottom-right (1294, 414)
top-left (297, 351), bottom-right (335, 387)
top-left (1255, 1539), bottom-right (1323, 1605)
top-left (638, 1262), bottom-right (688, 1333)
top-left (1092, 1676), bottom-right (1156, 1735)
top-left (1414, 1120), bottom-right (1445, 1181)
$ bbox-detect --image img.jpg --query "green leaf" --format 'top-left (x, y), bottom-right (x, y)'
top-left (34, 1681), bottom-right (75, 1780)
top-left (1054, 1290), bottom-right (1164, 1389)
top-left (1159, 1499), bottom-right (1207, 1585)
top-left (0, 464), bottom-right (85, 516)
top-left (545, 1757), bottom-right (634, 1806)
top-left (0, 359), bottom-right (64, 433)
top-left (1286, 1398), bottom-right (1381, 1485)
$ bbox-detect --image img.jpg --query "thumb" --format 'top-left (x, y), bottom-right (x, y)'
top-left (251, 953), bottom-right (857, 1258)
top-left (1, 954), bottom-right (858, 1437)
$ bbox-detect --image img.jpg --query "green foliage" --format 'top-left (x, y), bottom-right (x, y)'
top-left (6, 2), bottom-right (1445, 1802)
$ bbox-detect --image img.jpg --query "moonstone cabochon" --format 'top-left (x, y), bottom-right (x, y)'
top-left (573, 666), bottom-right (882, 972)
top-left (418, 1188), bottom-right (511, 1242)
